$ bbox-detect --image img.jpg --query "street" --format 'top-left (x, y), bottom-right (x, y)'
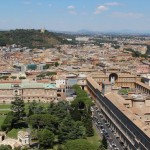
top-left (92, 106), bottom-right (125, 150)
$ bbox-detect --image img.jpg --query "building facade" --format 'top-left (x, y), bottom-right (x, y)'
top-left (90, 68), bottom-right (141, 89)
top-left (0, 82), bottom-right (57, 103)
top-left (87, 76), bottom-right (150, 150)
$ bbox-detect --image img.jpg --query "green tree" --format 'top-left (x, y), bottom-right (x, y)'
top-left (28, 101), bottom-right (46, 116)
top-left (36, 74), bottom-right (45, 78)
top-left (11, 96), bottom-right (25, 122)
top-left (0, 40), bottom-right (6, 46)
top-left (98, 145), bottom-right (106, 150)
top-left (28, 101), bottom-right (38, 116)
top-left (82, 109), bottom-right (94, 137)
top-left (38, 129), bottom-right (55, 149)
top-left (70, 106), bottom-right (81, 121)
top-left (64, 139), bottom-right (97, 150)
top-left (28, 114), bottom-right (58, 133)
top-left (46, 72), bottom-right (57, 76)
top-left (71, 85), bottom-right (94, 137)
top-left (19, 76), bottom-right (26, 80)
top-left (102, 135), bottom-right (107, 149)
top-left (58, 115), bottom-right (86, 142)
top-left (54, 62), bottom-right (59, 67)
top-left (0, 145), bottom-right (12, 150)
top-left (14, 147), bottom-right (21, 150)
top-left (72, 85), bottom-right (93, 107)
top-left (1, 76), bottom-right (9, 80)
top-left (31, 129), bottom-right (39, 140)
top-left (47, 101), bottom-right (69, 122)
top-left (34, 105), bottom-right (45, 114)
top-left (43, 64), bottom-right (52, 69)
top-left (57, 145), bottom-right (64, 150)
top-left (11, 76), bottom-right (17, 80)
top-left (1, 112), bottom-right (15, 131)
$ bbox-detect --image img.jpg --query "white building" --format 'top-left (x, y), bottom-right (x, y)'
top-left (18, 131), bottom-right (30, 146)
top-left (55, 79), bottom-right (66, 88)
top-left (75, 37), bottom-right (89, 42)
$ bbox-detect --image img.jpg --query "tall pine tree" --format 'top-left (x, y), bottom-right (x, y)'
top-left (11, 96), bottom-right (25, 122)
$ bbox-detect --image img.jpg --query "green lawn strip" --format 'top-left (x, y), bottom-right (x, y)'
top-left (0, 103), bottom-right (50, 114)
top-left (87, 129), bottom-right (101, 149)
top-left (7, 128), bottom-right (27, 139)
top-left (0, 104), bottom-right (11, 109)
top-left (0, 115), bottom-right (7, 130)
top-left (0, 110), bottom-right (10, 114)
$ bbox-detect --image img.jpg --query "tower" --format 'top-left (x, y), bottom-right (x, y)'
top-left (102, 81), bottom-right (112, 95)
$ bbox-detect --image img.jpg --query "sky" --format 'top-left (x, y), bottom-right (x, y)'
top-left (0, 0), bottom-right (150, 32)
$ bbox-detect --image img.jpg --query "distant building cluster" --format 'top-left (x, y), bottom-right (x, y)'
top-left (0, 34), bottom-right (150, 149)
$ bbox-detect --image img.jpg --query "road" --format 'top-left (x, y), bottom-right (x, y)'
top-left (92, 106), bottom-right (125, 150)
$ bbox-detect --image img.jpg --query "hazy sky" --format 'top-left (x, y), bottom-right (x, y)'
top-left (0, 0), bottom-right (150, 32)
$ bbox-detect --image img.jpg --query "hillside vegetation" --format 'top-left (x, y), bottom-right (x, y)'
top-left (0, 29), bottom-right (65, 48)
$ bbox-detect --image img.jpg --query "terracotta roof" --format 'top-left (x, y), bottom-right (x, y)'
top-left (105, 92), bottom-right (150, 137)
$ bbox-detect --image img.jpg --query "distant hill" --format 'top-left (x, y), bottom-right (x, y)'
top-left (0, 29), bottom-right (68, 48)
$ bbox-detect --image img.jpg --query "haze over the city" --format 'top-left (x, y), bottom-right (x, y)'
top-left (0, 0), bottom-right (150, 33)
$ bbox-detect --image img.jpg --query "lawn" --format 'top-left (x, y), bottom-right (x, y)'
top-left (0, 115), bottom-right (6, 130)
top-left (0, 104), bottom-right (11, 115)
top-left (0, 102), bottom-right (50, 114)
top-left (7, 128), bottom-right (27, 139)
top-left (87, 129), bottom-right (101, 149)
top-left (0, 110), bottom-right (10, 114)
top-left (0, 104), bottom-right (11, 109)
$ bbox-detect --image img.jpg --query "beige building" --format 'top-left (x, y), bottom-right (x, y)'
top-left (0, 82), bottom-right (57, 103)
top-left (87, 76), bottom-right (150, 150)
top-left (18, 131), bottom-right (30, 146)
top-left (90, 68), bottom-right (141, 89)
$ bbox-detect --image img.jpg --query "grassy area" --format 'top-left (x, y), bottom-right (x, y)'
top-left (0, 115), bottom-right (6, 130)
top-left (0, 104), bottom-right (11, 116)
top-left (119, 88), bottom-right (131, 95)
top-left (0, 110), bottom-right (10, 114)
top-left (0, 104), bottom-right (11, 109)
top-left (87, 129), bottom-right (101, 149)
top-left (7, 128), bottom-right (27, 139)
top-left (0, 103), bottom-right (50, 114)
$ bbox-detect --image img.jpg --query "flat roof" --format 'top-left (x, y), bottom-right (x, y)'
top-left (0, 83), bottom-right (56, 89)
top-left (0, 84), bottom-right (11, 89)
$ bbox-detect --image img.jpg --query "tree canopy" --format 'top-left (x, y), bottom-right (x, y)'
top-left (0, 145), bottom-right (12, 150)
top-left (38, 129), bottom-right (55, 149)
top-left (72, 85), bottom-right (93, 107)
top-left (11, 96), bottom-right (25, 122)
top-left (28, 114), bottom-right (58, 133)
top-left (0, 29), bottom-right (63, 48)
top-left (58, 115), bottom-right (86, 142)
top-left (1, 112), bottom-right (15, 131)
